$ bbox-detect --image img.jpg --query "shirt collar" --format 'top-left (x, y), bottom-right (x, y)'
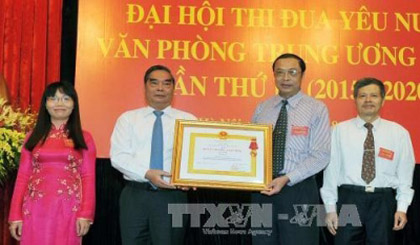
top-left (274, 91), bottom-right (303, 109)
top-left (355, 116), bottom-right (381, 131)
top-left (146, 105), bottom-right (174, 117)
top-left (51, 122), bottom-right (67, 131)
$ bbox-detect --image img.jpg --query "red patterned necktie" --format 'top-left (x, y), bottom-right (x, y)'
top-left (361, 122), bottom-right (375, 184)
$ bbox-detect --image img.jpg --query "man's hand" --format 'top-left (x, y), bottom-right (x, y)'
top-left (261, 175), bottom-right (289, 196)
top-left (393, 211), bottom-right (407, 231)
top-left (325, 212), bottom-right (339, 235)
top-left (9, 221), bottom-right (23, 241)
top-left (145, 169), bottom-right (176, 189)
top-left (76, 218), bottom-right (92, 236)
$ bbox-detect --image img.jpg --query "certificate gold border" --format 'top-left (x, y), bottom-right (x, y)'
top-left (171, 120), bottom-right (272, 191)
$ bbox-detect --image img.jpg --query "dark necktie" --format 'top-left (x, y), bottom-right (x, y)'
top-left (272, 100), bottom-right (288, 177)
top-left (361, 122), bottom-right (375, 184)
top-left (150, 111), bottom-right (164, 170)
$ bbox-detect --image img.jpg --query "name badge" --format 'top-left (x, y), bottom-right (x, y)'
top-left (291, 126), bottom-right (309, 136)
top-left (64, 139), bottom-right (75, 148)
top-left (378, 147), bottom-right (394, 161)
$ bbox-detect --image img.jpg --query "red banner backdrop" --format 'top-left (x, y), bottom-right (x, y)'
top-left (76, 0), bottom-right (420, 160)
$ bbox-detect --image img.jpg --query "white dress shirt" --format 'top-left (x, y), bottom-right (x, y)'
top-left (110, 106), bottom-right (196, 182)
top-left (320, 116), bottom-right (415, 213)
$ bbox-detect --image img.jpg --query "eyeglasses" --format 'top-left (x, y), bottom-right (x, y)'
top-left (47, 96), bottom-right (73, 104)
top-left (274, 69), bottom-right (301, 78)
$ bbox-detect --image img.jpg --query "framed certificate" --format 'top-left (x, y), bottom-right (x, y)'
top-left (171, 120), bottom-right (272, 191)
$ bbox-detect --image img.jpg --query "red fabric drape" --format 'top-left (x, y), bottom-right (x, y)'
top-left (0, 0), bottom-right (63, 244)
top-left (0, 0), bottom-right (62, 110)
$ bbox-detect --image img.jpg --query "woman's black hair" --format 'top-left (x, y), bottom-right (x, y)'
top-left (25, 81), bottom-right (87, 150)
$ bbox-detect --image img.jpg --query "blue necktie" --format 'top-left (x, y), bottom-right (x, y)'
top-left (150, 111), bottom-right (164, 170)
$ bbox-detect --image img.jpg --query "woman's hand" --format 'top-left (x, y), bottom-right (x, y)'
top-left (76, 218), bottom-right (92, 236)
top-left (9, 221), bottom-right (23, 241)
